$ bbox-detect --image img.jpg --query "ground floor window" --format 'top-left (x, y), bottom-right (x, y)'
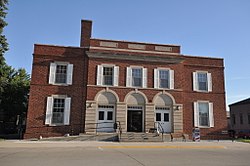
top-left (194, 101), bottom-right (214, 128)
top-left (45, 96), bottom-right (71, 126)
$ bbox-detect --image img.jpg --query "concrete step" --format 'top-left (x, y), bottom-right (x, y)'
top-left (119, 132), bottom-right (163, 142)
top-left (39, 133), bottom-right (118, 142)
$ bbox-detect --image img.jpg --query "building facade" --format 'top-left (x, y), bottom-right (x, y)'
top-left (24, 20), bottom-right (227, 139)
top-left (229, 98), bottom-right (250, 135)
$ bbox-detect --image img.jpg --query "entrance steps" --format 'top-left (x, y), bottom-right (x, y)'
top-left (35, 132), bottom-right (189, 142)
top-left (119, 132), bottom-right (166, 142)
top-left (119, 132), bottom-right (189, 142)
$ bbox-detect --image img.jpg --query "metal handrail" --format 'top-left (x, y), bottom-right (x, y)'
top-left (154, 122), bottom-right (164, 141)
top-left (85, 121), bottom-right (122, 138)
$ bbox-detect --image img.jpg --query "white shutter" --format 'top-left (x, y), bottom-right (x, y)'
top-left (143, 68), bottom-right (147, 88)
top-left (45, 97), bottom-right (53, 125)
top-left (97, 65), bottom-right (103, 85)
top-left (67, 64), bottom-right (73, 85)
top-left (209, 102), bottom-right (214, 127)
top-left (208, 73), bottom-right (212, 92)
top-left (193, 102), bottom-right (199, 127)
top-left (113, 66), bottom-right (119, 86)
top-left (193, 72), bottom-right (198, 91)
top-left (169, 70), bottom-right (174, 89)
top-left (154, 69), bottom-right (158, 88)
top-left (49, 63), bottom-right (56, 84)
top-left (64, 97), bottom-right (71, 125)
top-left (126, 67), bottom-right (132, 87)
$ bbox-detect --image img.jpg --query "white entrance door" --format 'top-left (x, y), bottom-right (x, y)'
top-left (97, 105), bottom-right (115, 132)
top-left (155, 107), bottom-right (172, 133)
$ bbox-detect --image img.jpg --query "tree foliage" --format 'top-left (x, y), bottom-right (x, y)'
top-left (0, 65), bottom-right (30, 120)
top-left (0, 0), bottom-right (8, 61)
top-left (0, 0), bottom-right (30, 135)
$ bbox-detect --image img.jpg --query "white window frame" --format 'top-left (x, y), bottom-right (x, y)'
top-left (126, 66), bottom-right (147, 88)
top-left (45, 95), bottom-right (71, 126)
top-left (49, 62), bottom-right (73, 85)
top-left (96, 64), bottom-right (119, 86)
top-left (193, 71), bottom-right (212, 92)
top-left (194, 101), bottom-right (214, 128)
top-left (154, 68), bottom-right (174, 89)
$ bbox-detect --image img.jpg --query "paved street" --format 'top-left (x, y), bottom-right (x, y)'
top-left (0, 140), bottom-right (250, 166)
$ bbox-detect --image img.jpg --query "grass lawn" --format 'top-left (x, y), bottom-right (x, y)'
top-left (237, 138), bottom-right (250, 143)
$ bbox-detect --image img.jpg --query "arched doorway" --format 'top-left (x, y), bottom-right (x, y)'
top-left (96, 91), bottom-right (117, 132)
top-left (153, 93), bottom-right (174, 133)
top-left (125, 92), bottom-right (147, 132)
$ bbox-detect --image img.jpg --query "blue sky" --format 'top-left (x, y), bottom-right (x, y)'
top-left (4, 0), bottom-right (250, 109)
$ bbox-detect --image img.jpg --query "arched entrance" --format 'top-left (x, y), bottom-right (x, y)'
top-left (153, 93), bottom-right (174, 133)
top-left (125, 92), bottom-right (147, 132)
top-left (96, 91), bottom-right (117, 132)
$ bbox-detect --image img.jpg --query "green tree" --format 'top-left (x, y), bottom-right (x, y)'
top-left (0, 0), bottom-right (30, 136)
top-left (0, 0), bottom-right (8, 62)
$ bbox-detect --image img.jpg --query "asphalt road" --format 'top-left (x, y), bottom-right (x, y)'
top-left (0, 140), bottom-right (250, 166)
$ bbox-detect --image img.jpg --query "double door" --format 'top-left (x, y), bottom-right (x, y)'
top-left (155, 107), bottom-right (172, 133)
top-left (127, 106), bottom-right (143, 132)
top-left (97, 105), bottom-right (115, 132)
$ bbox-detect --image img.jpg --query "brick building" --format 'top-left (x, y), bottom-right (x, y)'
top-left (24, 20), bottom-right (227, 139)
top-left (229, 98), bottom-right (250, 136)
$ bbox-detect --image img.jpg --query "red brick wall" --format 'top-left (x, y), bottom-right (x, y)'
top-left (24, 45), bottom-right (88, 139)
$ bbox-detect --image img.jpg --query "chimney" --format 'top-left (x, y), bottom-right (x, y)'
top-left (80, 19), bottom-right (92, 47)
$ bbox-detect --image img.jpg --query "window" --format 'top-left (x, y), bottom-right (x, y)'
top-left (55, 65), bottom-right (67, 84)
top-left (154, 68), bottom-right (174, 89)
top-left (52, 98), bottom-right (65, 124)
top-left (99, 111), bottom-right (104, 120)
top-left (156, 113), bottom-right (161, 121)
top-left (164, 113), bottom-right (169, 122)
top-left (132, 68), bottom-right (142, 87)
top-left (103, 67), bottom-right (113, 85)
top-left (159, 70), bottom-right (169, 88)
top-left (45, 96), bottom-right (71, 125)
top-left (194, 101), bottom-right (214, 128)
top-left (49, 62), bottom-right (73, 85)
top-left (198, 73), bottom-right (208, 91)
top-left (198, 103), bottom-right (209, 126)
top-left (97, 65), bottom-right (119, 86)
top-left (193, 71), bottom-right (212, 92)
top-left (240, 113), bottom-right (243, 124)
top-left (107, 111), bottom-right (113, 120)
top-left (126, 67), bottom-right (147, 88)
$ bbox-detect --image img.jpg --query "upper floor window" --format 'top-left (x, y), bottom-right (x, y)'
top-left (97, 65), bottom-right (119, 86)
top-left (45, 95), bottom-right (71, 126)
top-left (132, 68), bottom-right (142, 87)
top-left (194, 101), bottom-right (214, 128)
top-left (126, 66), bottom-right (147, 88)
top-left (154, 68), bottom-right (174, 89)
top-left (49, 62), bottom-right (73, 85)
top-left (193, 71), bottom-right (212, 92)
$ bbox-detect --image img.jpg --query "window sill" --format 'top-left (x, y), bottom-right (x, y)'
top-left (50, 83), bottom-right (70, 86)
top-left (197, 126), bottom-right (212, 128)
top-left (47, 124), bottom-right (69, 126)
top-left (194, 90), bottom-right (210, 93)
